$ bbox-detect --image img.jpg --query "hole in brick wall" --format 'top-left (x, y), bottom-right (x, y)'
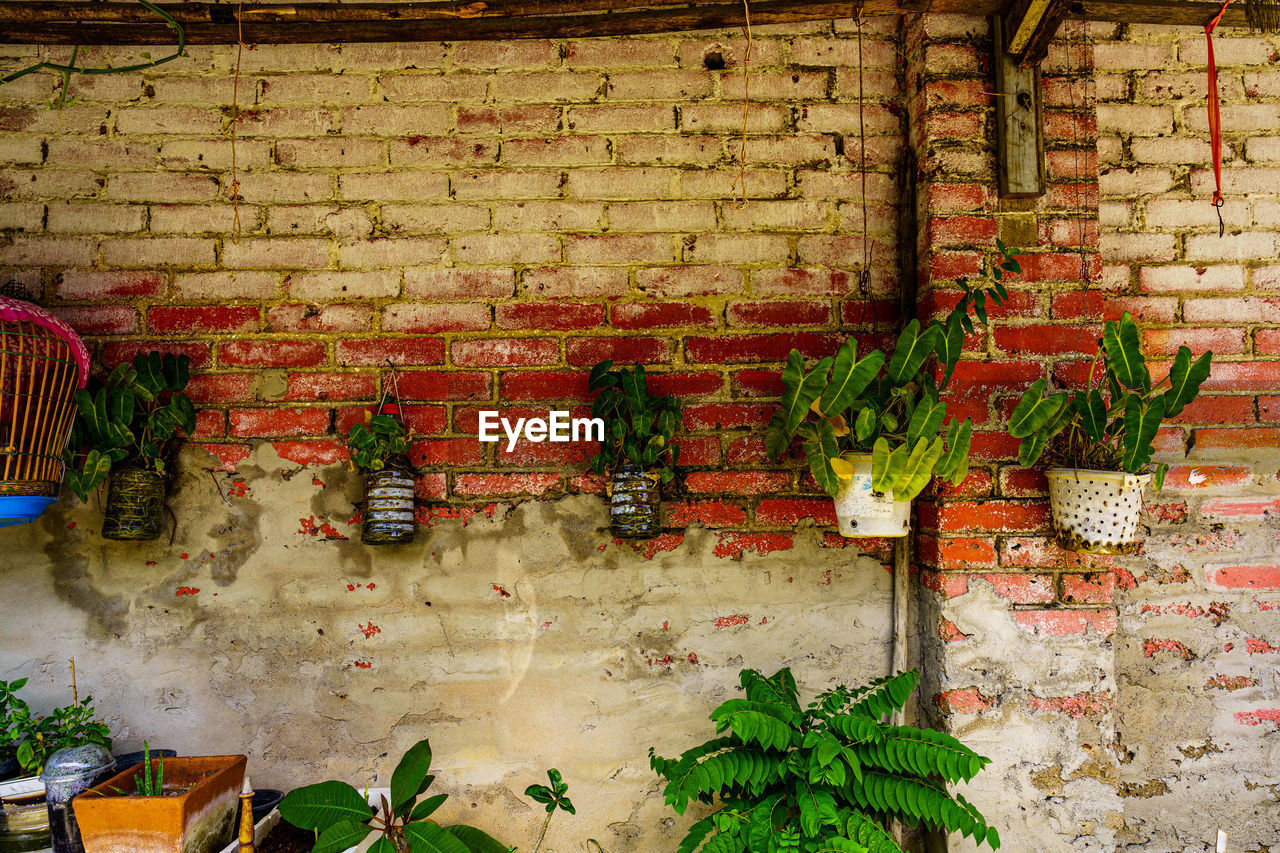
top-left (834, 136), bottom-right (845, 157)
top-left (703, 51), bottom-right (726, 70)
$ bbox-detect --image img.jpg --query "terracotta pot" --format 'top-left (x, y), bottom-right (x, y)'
top-left (72, 755), bottom-right (246, 853)
top-left (101, 466), bottom-right (166, 541)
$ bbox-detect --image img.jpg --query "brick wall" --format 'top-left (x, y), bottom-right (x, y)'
top-left (1, 14), bottom-right (1279, 852)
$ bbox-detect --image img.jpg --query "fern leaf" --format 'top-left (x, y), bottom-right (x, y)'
top-left (711, 700), bottom-right (799, 750)
top-left (855, 728), bottom-right (990, 784)
top-left (848, 772), bottom-right (998, 849)
top-left (739, 668), bottom-right (803, 714)
top-left (827, 713), bottom-right (883, 745)
top-left (845, 813), bottom-right (904, 853)
top-left (850, 672), bottom-right (919, 721)
top-left (676, 815), bottom-right (718, 853)
top-left (812, 838), bottom-right (871, 853)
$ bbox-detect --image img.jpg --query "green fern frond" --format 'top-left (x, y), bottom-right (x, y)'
top-left (711, 700), bottom-right (800, 750)
top-left (849, 672), bottom-right (919, 721)
top-left (845, 813), bottom-right (904, 853)
top-left (676, 814), bottom-right (718, 853)
top-left (827, 713), bottom-right (884, 746)
top-left (848, 771), bottom-right (997, 848)
top-left (662, 744), bottom-right (786, 814)
top-left (854, 727), bottom-right (989, 783)
top-left (740, 668), bottom-right (802, 713)
top-left (811, 838), bottom-right (871, 853)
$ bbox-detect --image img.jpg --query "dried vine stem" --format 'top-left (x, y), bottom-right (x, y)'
top-left (0, 0), bottom-right (185, 108)
top-left (729, 0), bottom-right (752, 209)
top-left (228, 0), bottom-right (250, 244)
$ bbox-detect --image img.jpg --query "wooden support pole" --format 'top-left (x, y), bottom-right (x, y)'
top-left (994, 14), bottom-right (1046, 198)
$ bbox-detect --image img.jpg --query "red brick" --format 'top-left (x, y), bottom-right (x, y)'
top-left (919, 570), bottom-right (970, 599)
top-left (1059, 572), bottom-right (1116, 604)
top-left (195, 442), bottom-right (251, 472)
top-left (398, 371), bottom-right (492, 401)
top-left (1014, 609), bottom-right (1117, 637)
top-left (930, 469), bottom-right (994, 499)
top-left (933, 688), bottom-right (993, 714)
top-left (999, 467), bottom-right (1048, 498)
top-left (283, 373), bottom-right (377, 403)
top-left (685, 333), bottom-right (845, 364)
top-left (337, 405), bottom-right (447, 435)
top-left (565, 336), bottom-right (671, 366)
top-left (732, 368), bottom-right (784, 397)
top-left (753, 268), bottom-right (856, 297)
top-left (496, 302), bottom-right (605, 331)
top-left (453, 338), bottom-right (560, 367)
top-left (185, 373), bottom-right (254, 404)
top-left (500, 370), bottom-right (590, 401)
top-left (725, 436), bottom-right (768, 466)
top-left (1207, 565), bottom-right (1280, 590)
top-left (916, 534), bottom-right (998, 569)
top-left (927, 500), bottom-right (1051, 533)
top-left (611, 302), bottom-right (716, 329)
top-left (1164, 464), bottom-right (1252, 490)
top-left (683, 403), bottom-right (774, 431)
top-left (497, 439), bottom-right (595, 466)
top-left (1170, 396), bottom-right (1255, 426)
top-left (1025, 691), bottom-right (1113, 717)
top-left (635, 266), bottom-right (742, 297)
top-left (1051, 292), bottom-right (1177, 324)
top-left (645, 371), bottom-right (723, 397)
top-left (947, 361), bottom-right (1044, 397)
top-left (1008, 253), bottom-right (1096, 283)
top-left (727, 300), bottom-right (832, 328)
top-left (928, 215), bottom-right (998, 247)
top-left (993, 324), bottom-right (1100, 356)
top-left (266, 305), bottom-right (375, 334)
top-left (670, 436), bottom-right (720, 465)
top-left (1144, 328), bottom-right (1246, 356)
top-left (1197, 362), bottom-right (1280, 392)
top-left (453, 473), bottom-right (561, 497)
top-left (1196, 428), bottom-right (1280, 450)
top-left (665, 500), bottom-right (748, 528)
top-left (754, 498), bottom-right (838, 526)
top-left (189, 409), bottom-right (225, 439)
top-left (220, 340), bottom-right (328, 368)
top-left (982, 572), bottom-right (1055, 603)
top-left (337, 338), bottom-right (446, 366)
top-left (713, 532), bottom-right (795, 560)
top-left (230, 407), bottom-right (330, 438)
top-left (104, 341), bottom-right (211, 369)
top-left (685, 471), bottom-right (791, 494)
top-left (148, 305), bottom-right (260, 335)
top-left (56, 270), bottom-right (165, 300)
top-left (410, 438), bottom-right (485, 467)
top-left (271, 439), bottom-right (347, 466)
top-left (382, 303), bottom-right (492, 334)
top-left (54, 306), bottom-right (138, 336)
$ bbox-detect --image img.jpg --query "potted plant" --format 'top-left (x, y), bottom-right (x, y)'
top-left (278, 738), bottom-right (532, 853)
top-left (766, 245), bottom-right (1019, 537)
top-left (1008, 310), bottom-right (1212, 554)
top-left (650, 666), bottom-right (1000, 851)
top-left (587, 361), bottom-right (681, 540)
top-left (11, 693), bottom-right (112, 778)
top-left (64, 352), bottom-right (197, 540)
top-left (347, 408), bottom-right (415, 546)
top-left (73, 748), bottom-right (246, 853)
top-left (0, 678), bottom-right (30, 781)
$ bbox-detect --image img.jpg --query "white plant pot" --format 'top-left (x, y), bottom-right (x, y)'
top-left (832, 454), bottom-right (911, 538)
top-left (1046, 467), bottom-right (1151, 554)
top-left (216, 788), bottom-right (390, 853)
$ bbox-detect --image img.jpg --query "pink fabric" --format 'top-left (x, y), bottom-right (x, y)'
top-left (0, 296), bottom-right (90, 387)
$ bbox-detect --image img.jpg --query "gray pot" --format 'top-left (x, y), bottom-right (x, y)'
top-left (609, 463), bottom-right (661, 540)
top-left (362, 464), bottom-right (415, 545)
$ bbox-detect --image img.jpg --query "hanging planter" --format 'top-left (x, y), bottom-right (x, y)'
top-left (1045, 468), bottom-right (1150, 554)
top-left (346, 376), bottom-right (416, 546)
top-left (766, 244), bottom-right (1022, 538)
top-left (101, 466), bottom-right (166, 541)
top-left (64, 352), bottom-right (196, 542)
top-left (1009, 311), bottom-right (1212, 554)
top-left (831, 454), bottom-right (911, 538)
top-left (586, 361), bottom-right (680, 541)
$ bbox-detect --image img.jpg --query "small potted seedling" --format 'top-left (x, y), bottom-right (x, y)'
top-left (64, 352), bottom-right (197, 540)
top-left (347, 405), bottom-right (415, 546)
top-left (587, 362), bottom-right (680, 540)
top-left (766, 244), bottom-right (1018, 536)
top-left (73, 745), bottom-right (246, 853)
top-left (1008, 311), bottom-right (1212, 553)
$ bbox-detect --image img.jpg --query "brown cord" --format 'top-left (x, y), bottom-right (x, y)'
top-left (229, 1), bottom-right (246, 244)
top-left (729, 0), bottom-right (752, 209)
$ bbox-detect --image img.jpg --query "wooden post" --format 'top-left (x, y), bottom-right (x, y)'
top-left (1003, 0), bottom-right (1071, 66)
top-left (993, 15), bottom-right (1046, 199)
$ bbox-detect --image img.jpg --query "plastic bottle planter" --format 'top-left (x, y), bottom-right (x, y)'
top-left (831, 453), bottom-right (910, 538)
top-left (609, 462), bottom-right (660, 539)
top-left (1046, 468), bottom-right (1151, 554)
top-left (101, 467), bottom-right (166, 541)
top-left (361, 465), bottom-right (415, 545)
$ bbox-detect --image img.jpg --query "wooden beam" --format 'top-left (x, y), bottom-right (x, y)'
top-left (0, 0), bottom-right (1251, 44)
top-left (1004, 0), bottom-right (1071, 65)
top-left (993, 14), bottom-right (1045, 198)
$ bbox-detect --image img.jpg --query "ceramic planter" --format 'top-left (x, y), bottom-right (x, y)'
top-left (101, 466), bottom-right (166, 541)
top-left (361, 464), bottom-right (415, 546)
top-left (73, 755), bottom-right (246, 853)
top-left (609, 462), bottom-right (660, 539)
top-left (1046, 467), bottom-right (1151, 554)
top-left (832, 454), bottom-right (911, 538)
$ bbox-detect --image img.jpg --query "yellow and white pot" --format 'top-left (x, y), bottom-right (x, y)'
top-left (832, 454), bottom-right (911, 538)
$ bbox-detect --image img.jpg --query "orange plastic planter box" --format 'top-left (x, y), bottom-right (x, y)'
top-left (72, 755), bottom-right (247, 853)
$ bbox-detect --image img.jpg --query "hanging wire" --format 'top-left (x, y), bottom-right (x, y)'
top-left (729, 0), bottom-right (753, 209)
top-left (228, 0), bottom-right (248, 244)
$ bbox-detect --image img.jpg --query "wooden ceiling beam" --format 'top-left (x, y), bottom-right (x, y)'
top-left (1004, 0), bottom-right (1071, 65)
top-left (0, 0), bottom-right (1251, 44)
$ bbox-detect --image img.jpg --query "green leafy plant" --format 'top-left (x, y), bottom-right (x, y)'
top-left (650, 667), bottom-right (999, 853)
top-left (1008, 311), bottom-right (1212, 490)
top-left (587, 361), bottom-right (681, 484)
top-left (524, 768), bottom-right (576, 853)
top-left (279, 738), bottom-right (512, 853)
top-left (63, 352), bottom-right (197, 502)
top-left (347, 412), bottom-right (411, 473)
top-left (134, 741), bottom-right (165, 796)
top-left (766, 244), bottom-right (1021, 502)
top-left (12, 694), bottom-right (112, 775)
top-left (1, 678), bottom-right (31, 764)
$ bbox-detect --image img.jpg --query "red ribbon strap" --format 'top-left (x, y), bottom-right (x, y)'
top-left (1205, 0), bottom-right (1231, 235)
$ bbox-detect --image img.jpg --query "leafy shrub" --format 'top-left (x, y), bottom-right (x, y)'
top-left (10, 692), bottom-right (112, 775)
top-left (587, 361), bottom-right (680, 483)
top-left (346, 412), bottom-right (411, 473)
top-left (765, 245), bottom-right (1020, 502)
top-left (1008, 310), bottom-right (1212, 489)
top-left (650, 667), bottom-right (1000, 853)
top-left (64, 352), bottom-right (197, 501)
